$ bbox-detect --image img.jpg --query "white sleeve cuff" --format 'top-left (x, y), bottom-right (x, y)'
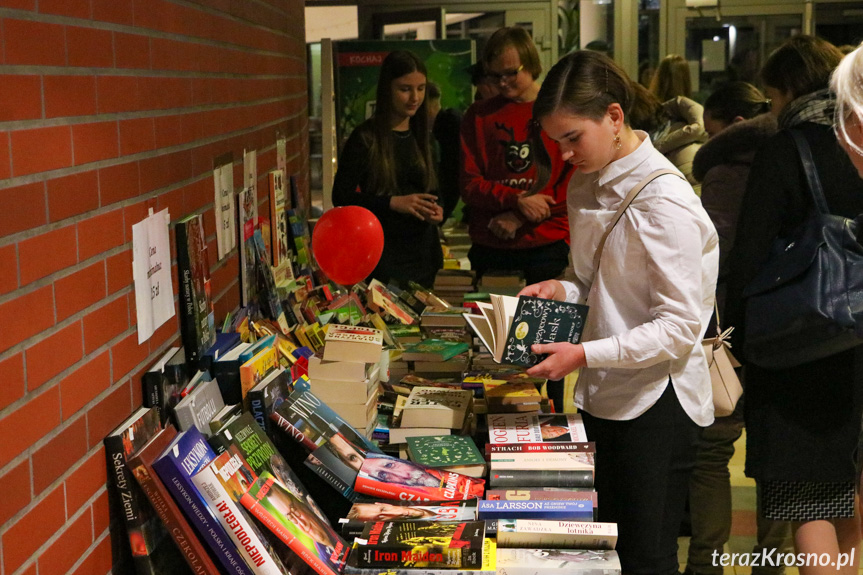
top-left (560, 280), bottom-right (582, 303)
top-left (582, 338), bottom-right (619, 368)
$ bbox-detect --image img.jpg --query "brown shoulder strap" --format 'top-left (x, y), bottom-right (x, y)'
top-left (592, 169), bottom-right (684, 272)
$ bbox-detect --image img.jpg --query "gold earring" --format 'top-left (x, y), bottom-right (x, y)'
top-left (613, 133), bottom-right (622, 150)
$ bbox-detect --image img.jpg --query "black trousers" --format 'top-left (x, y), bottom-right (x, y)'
top-left (581, 381), bottom-right (699, 575)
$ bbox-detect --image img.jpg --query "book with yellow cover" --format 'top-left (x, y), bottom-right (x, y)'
top-left (239, 344), bottom-right (279, 405)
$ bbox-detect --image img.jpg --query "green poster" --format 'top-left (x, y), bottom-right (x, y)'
top-left (334, 39), bottom-right (475, 147)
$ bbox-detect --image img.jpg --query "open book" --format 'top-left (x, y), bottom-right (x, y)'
top-left (463, 295), bottom-right (589, 367)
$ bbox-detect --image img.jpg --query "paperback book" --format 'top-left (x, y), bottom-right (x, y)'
top-left (477, 499), bottom-right (594, 521)
top-left (399, 339), bottom-right (469, 362)
top-left (405, 435), bottom-right (486, 478)
top-left (338, 500), bottom-right (479, 538)
top-left (353, 520), bottom-right (486, 569)
top-left (496, 548), bottom-right (621, 575)
top-left (496, 519), bottom-right (617, 550)
top-left (400, 387), bottom-right (472, 430)
top-left (354, 452), bottom-right (485, 502)
top-left (176, 214), bottom-right (217, 369)
top-left (487, 413), bottom-right (587, 445)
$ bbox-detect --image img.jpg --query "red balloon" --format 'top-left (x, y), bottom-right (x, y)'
top-left (312, 206), bottom-right (384, 285)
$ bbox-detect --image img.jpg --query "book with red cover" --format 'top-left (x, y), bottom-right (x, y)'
top-left (240, 473), bottom-right (350, 575)
top-left (127, 425), bottom-right (222, 575)
top-left (354, 453), bottom-right (484, 502)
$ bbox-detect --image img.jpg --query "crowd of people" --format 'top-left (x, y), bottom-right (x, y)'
top-left (331, 30), bottom-right (863, 575)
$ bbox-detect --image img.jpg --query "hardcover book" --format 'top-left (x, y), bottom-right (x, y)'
top-left (400, 387), bottom-right (472, 430)
top-left (339, 500), bottom-right (478, 538)
top-left (463, 295), bottom-right (588, 366)
top-left (490, 448), bottom-right (595, 472)
top-left (323, 325), bottom-right (384, 364)
top-left (104, 407), bottom-right (169, 575)
top-left (151, 427), bottom-right (253, 575)
top-left (173, 378), bottom-right (225, 437)
top-left (176, 214), bottom-right (217, 369)
top-left (399, 339), bottom-right (469, 362)
top-left (405, 435), bottom-right (485, 478)
top-left (344, 538), bottom-right (495, 575)
top-left (477, 499), bottom-right (594, 521)
top-left (240, 472), bottom-right (350, 575)
top-left (246, 368), bottom-right (292, 435)
top-left (496, 548), bottom-right (621, 575)
top-left (142, 346), bottom-right (188, 426)
top-left (495, 519), bottom-right (617, 550)
top-left (485, 488), bottom-right (598, 503)
top-left (239, 344), bottom-right (280, 406)
top-left (490, 469), bottom-right (594, 489)
top-left (487, 413), bottom-right (588, 445)
top-left (354, 520), bottom-right (485, 569)
top-left (237, 185), bottom-right (259, 308)
top-left (127, 425), bottom-right (221, 575)
top-left (211, 341), bottom-right (254, 405)
top-left (354, 452), bottom-right (485, 502)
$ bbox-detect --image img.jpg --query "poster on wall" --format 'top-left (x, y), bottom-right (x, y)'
top-left (333, 39), bottom-right (475, 148)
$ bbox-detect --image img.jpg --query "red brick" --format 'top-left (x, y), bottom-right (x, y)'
top-left (1, 485), bottom-right (66, 573)
top-left (106, 249), bottom-right (132, 294)
top-left (154, 114), bottom-right (185, 149)
top-left (65, 449), bottom-right (106, 512)
top-left (83, 296), bottom-right (127, 354)
top-left (98, 161), bottom-right (139, 206)
top-left (66, 26), bottom-right (113, 68)
top-left (93, 0), bottom-right (133, 25)
top-left (183, 177), bottom-right (211, 213)
top-left (146, 315), bottom-right (179, 353)
top-left (91, 488), bottom-right (110, 536)
top-left (11, 125), bottom-right (73, 176)
top-left (40, 0), bottom-right (90, 18)
top-left (33, 416), bottom-right (88, 496)
top-left (96, 76), bottom-right (139, 114)
top-left (0, 0), bottom-right (36, 9)
top-left (140, 150), bottom-right (192, 194)
top-left (111, 332), bottom-right (148, 380)
top-left (0, 285), bottom-right (55, 354)
top-left (26, 321), bottom-right (83, 391)
top-left (0, 131), bottom-right (9, 180)
top-left (119, 117), bottom-right (155, 155)
top-left (60, 350), bottom-right (111, 417)
top-left (18, 225), bottom-right (77, 285)
top-left (4, 19), bottom-right (66, 66)
top-left (86, 380), bottom-right (131, 447)
top-left (140, 77), bottom-right (192, 110)
top-left (0, 385), bottom-right (61, 468)
top-left (73, 121), bottom-right (119, 166)
top-left (0, 460), bottom-right (31, 528)
top-left (55, 262), bottom-right (106, 322)
top-left (0, 244), bottom-right (17, 295)
top-left (44, 75), bottom-right (97, 118)
top-left (39, 508), bottom-right (93, 575)
top-left (114, 31), bottom-right (150, 69)
top-left (0, 75), bottom-right (42, 122)
top-left (0, 353), bottom-right (25, 411)
top-left (71, 535), bottom-right (112, 575)
top-left (48, 170), bottom-right (99, 222)
top-left (77, 208), bottom-right (124, 261)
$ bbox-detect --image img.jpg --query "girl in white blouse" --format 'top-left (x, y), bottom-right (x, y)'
top-left (521, 51), bottom-right (719, 575)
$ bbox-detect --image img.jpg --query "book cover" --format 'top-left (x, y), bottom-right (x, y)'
top-left (354, 520), bottom-right (485, 569)
top-left (104, 407), bottom-right (169, 575)
top-left (142, 346), bottom-right (189, 427)
top-left (487, 413), bottom-right (587, 445)
top-left (308, 350), bottom-right (375, 383)
top-left (212, 341), bottom-right (254, 406)
top-left (477, 499), bottom-right (594, 521)
top-left (367, 279), bottom-right (419, 325)
top-left (490, 469), bottom-right (594, 488)
top-left (502, 296), bottom-right (589, 367)
top-left (495, 519), bottom-right (617, 550)
top-left (400, 339), bottom-right (468, 362)
top-left (405, 435), bottom-right (484, 469)
top-left (339, 500), bottom-right (478, 538)
top-left (490, 449), bottom-right (595, 472)
top-left (483, 381), bottom-right (542, 406)
top-left (343, 538), bottom-right (495, 575)
top-left (496, 548), bottom-right (621, 575)
top-left (174, 379), bottom-right (225, 437)
top-left (354, 452), bottom-right (485, 502)
top-left (239, 345), bottom-right (280, 406)
top-left (198, 331), bottom-right (241, 377)
top-left (323, 325), bottom-right (383, 364)
top-left (400, 387), bottom-right (472, 430)
top-left (151, 427), bottom-right (253, 575)
top-left (247, 369), bottom-right (292, 435)
top-left (127, 425), bottom-right (221, 575)
top-left (268, 169), bottom-right (290, 269)
top-left (487, 442), bottom-right (595, 454)
top-left (420, 308), bottom-right (469, 328)
top-left (192, 460), bottom-right (287, 575)
top-left (252, 229), bottom-right (291, 335)
top-left (485, 488), bottom-right (598, 503)
top-left (240, 473), bottom-right (350, 575)
top-left (238, 185), bottom-right (259, 308)
top-left (176, 214), bottom-right (217, 369)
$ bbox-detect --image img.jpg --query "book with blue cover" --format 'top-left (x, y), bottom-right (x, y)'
top-left (477, 499), bottom-right (594, 521)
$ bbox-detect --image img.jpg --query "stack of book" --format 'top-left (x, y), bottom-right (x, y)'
top-left (388, 385), bottom-right (474, 445)
top-left (478, 270), bottom-right (526, 295)
top-left (432, 269), bottom-right (476, 306)
top-left (400, 338), bottom-right (470, 378)
top-left (315, 324), bottom-right (384, 435)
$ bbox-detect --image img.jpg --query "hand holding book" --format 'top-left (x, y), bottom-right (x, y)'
top-left (517, 279), bottom-right (567, 301)
top-left (525, 341), bottom-right (587, 380)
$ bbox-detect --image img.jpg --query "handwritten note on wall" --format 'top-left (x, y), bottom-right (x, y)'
top-left (132, 208), bottom-right (175, 343)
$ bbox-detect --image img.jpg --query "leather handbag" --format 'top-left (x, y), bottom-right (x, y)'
top-left (742, 130), bottom-right (863, 369)
top-left (702, 304), bottom-right (742, 417)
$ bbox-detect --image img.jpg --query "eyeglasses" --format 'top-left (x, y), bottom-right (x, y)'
top-left (486, 64), bottom-right (524, 84)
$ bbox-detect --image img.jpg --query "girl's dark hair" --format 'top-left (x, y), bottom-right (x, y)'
top-left (703, 81), bottom-right (770, 124)
top-left (483, 27), bottom-right (542, 80)
top-left (628, 81), bottom-right (667, 134)
top-left (368, 50), bottom-right (436, 194)
top-left (761, 35), bottom-right (843, 100)
top-left (530, 50), bottom-right (634, 191)
top-left (649, 54), bottom-right (692, 102)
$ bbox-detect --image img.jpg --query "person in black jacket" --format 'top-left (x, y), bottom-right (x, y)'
top-left (331, 50), bottom-right (443, 287)
top-left (725, 36), bottom-right (863, 575)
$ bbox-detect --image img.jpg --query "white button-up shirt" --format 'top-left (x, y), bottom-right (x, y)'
top-left (561, 132), bottom-right (719, 426)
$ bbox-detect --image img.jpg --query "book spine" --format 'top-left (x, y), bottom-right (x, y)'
top-left (103, 435), bottom-right (152, 560)
top-left (247, 388), bottom-right (268, 432)
top-left (490, 469), bottom-right (594, 488)
top-left (343, 565), bottom-right (495, 575)
top-left (176, 222), bottom-right (203, 369)
top-left (129, 458), bottom-right (222, 575)
top-left (213, 361), bottom-right (243, 406)
top-left (485, 488), bottom-right (596, 501)
top-left (152, 457), bottom-right (253, 575)
top-left (487, 442), bottom-right (595, 454)
top-left (239, 493), bottom-right (339, 575)
top-left (141, 372), bottom-right (166, 422)
top-left (191, 466), bottom-right (283, 575)
top-left (477, 500), bottom-right (594, 521)
top-left (353, 544), bottom-right (479, 570)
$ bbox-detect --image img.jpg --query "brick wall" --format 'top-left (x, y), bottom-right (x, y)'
top-left (0, 1), bottom-right (309, 573)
